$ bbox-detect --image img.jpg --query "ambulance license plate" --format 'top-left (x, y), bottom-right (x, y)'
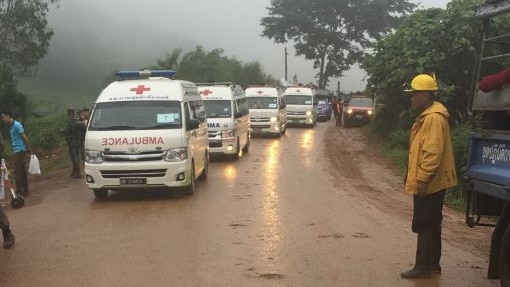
top-left (120, 178), bottom-right (146, 185)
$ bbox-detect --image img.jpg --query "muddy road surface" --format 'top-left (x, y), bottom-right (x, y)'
top-left (0, 120), bottom-right (499, 287)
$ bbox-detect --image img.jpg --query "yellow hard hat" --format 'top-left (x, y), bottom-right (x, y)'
top-left (404, 74), bottom-right (438, 92)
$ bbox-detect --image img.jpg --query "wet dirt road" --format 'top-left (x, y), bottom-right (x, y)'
top-left (0, 120), bottom-right (499, 287)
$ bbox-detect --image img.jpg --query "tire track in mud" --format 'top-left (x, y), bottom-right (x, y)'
top-left (323, 123), bottom-right (492, 260)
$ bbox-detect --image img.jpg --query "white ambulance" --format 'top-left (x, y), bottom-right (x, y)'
top-left (284, 86), bottom-right (317, 127)
top-left (84, 70), bottom-right (209, 199)
top-left (197, 83), bottom-right (250, 159)
top-left (245, 85), bottom-right (287, 137)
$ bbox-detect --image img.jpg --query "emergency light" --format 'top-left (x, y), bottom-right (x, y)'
top-left (115, 70), bottom-right (177, 79)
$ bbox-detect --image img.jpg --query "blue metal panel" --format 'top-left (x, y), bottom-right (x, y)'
top-left (465, 131), bottom-right (510, 190)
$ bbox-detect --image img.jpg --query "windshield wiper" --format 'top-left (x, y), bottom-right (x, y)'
top-left (93, 125), bottom-right (136, 130)
top-left (145, 123), bottom-right (181, 129)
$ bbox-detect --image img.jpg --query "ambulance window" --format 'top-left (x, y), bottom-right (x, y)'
top-left (189, 100), bottom-right (206, 123)
top-left (89, 101), bottom-right (181, 130)
top-left (204, 100), bottom-right (231, 118)
top-left (235, 98), bottom-right (249, 116)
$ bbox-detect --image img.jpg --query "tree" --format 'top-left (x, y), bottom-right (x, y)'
top-left (155, 46), bottom-right (277, 86)
top-left (362, 0), bottom-right (490, 131)
top-left (0, 0), bottom-right (58, 118)
top-left (260, 0), bottom-right (415, 89)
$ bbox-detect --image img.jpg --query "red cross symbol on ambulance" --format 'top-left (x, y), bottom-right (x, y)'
top-left (201, 89), bottom-right (213, 96)
top-left (130, 85), bottom-right (151, 95)
top-left (257, 90), bottom-right (264, 95)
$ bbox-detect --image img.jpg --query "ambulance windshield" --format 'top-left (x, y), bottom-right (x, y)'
top-left (285, 95), bottom-right (313, 105)
top-left (89, 101), bottom-right (182, 130)
top-left (247, 97), bottom-right (278, 109)
top-left (203, 100), bottom-right (231, 118)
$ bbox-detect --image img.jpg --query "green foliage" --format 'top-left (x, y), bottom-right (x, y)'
top-left (0, 0), bottom-right (59, 118)
top-left (0, 113), bottom-right (66, 161)
top-left (363, 0), bottom-right (485, 127)
top-left (154, 46), bottom-right (277, 86)
top-left (261, 0), bottom-right (416, 88)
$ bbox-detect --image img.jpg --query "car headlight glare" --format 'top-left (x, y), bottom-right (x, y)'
top-left (85, 150), bottom-right (104, 164)
top-left (270, 116), bottom-right (279, 123)
top-left (367, 110), bottom-right (373, 115)
top-left (221, 129), bottom-right (236, 138)
top-left (346, 109), bottom-right (353, 114)
top-left (164, 148), bottom-right (188, 161)
top-left (306, 111), bottom-right (313, 116)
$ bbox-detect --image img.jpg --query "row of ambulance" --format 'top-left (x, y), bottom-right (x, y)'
top-left (82, 70), bottom-right (323, 199)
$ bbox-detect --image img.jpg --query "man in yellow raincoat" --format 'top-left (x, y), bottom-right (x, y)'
top-left (401, 74), bottom-right (458, 279)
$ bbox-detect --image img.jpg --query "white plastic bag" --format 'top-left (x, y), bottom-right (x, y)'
top-left (28, 154), bottom-right (41, 175)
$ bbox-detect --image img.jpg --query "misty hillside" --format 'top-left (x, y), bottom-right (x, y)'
top-left (20, 1), bottom-right (197, 108)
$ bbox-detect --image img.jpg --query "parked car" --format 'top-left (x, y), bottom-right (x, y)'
top-left (316, 99), bottom-right (332, 121)
top-left (341, 96), bottom-right (374, 127)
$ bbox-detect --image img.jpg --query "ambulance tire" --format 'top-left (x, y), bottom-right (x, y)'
top-left (10, 197), bottom-right (23, 209)
top-left (198, 152), bottom-right (208, 181)
top-left (242, 134), bottom-right (250, 154)
top-left (500, 224), bottom-right (510, 287)
top-left (93, 189), bottom-right (108, 200)
top-left (232, 138), bottom-right (243, 160)
top-left (183, 163), bottom-right (196, 195)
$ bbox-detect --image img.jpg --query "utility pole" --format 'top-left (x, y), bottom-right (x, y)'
top-left (284, 47), bottom-right (288, 81)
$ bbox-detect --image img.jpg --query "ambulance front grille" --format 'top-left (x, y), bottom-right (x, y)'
top-left (103, 151), bottom-right (165, 162)
top-left (100, 169), bottom-right (167, 178)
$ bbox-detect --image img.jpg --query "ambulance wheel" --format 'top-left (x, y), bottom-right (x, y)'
top-left (198, 153), bottom-right (208, 181)
top-left (93, 189), bottom-right (108, 200)
top-left (183, 163), bottom-right (195, 195)
top-left (242, 134), bottom-right (250, 154)
top-left (232, 138), bottom-right (242, 160)
top-left (10, 198), bottom-right (23, 209)
top-left (500, 224), bottom-right (510, 287)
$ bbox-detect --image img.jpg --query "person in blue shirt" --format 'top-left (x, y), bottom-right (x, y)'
top-left (1, 112), bottom-right (32, 196)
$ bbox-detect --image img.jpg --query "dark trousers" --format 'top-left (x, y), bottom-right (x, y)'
top-left (68, 145), bottom-right (81, 175)
top-left (13, 152), bottom-right (29, 195)
top-left (412, 190), bottom-right (445, 269)
top-left (0, 208), bottom-right (9, 230)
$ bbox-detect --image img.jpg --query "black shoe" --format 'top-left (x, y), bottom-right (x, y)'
top-left (428, 264), bottom-right (441, 274)
top-left (3, 232), bottom-right (15, 249)
top-left (401, 268), bottom-right (432, 279)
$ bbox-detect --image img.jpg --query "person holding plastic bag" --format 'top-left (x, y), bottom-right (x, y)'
top-left (1, 112), bottom-right (31, 197)
top-left (0, 133), bottom-right (16, 249)
top-left (28, 154), bottom-right (41, 175)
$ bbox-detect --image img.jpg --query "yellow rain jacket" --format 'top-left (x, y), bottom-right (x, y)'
top-left (405, 101), bottom-right (458, 195)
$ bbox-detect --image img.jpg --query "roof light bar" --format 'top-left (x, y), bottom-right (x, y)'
top-left (195, 82), bottom-right (233, 86)
top-left (115, 70), bottom-right (177, 79)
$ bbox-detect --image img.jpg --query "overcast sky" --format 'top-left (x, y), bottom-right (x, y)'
top-left (47, 0), bottom-right (451, 93)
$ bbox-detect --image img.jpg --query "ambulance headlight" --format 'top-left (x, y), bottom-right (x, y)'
top-left (164, 148), bottom-right (188, 161)
top-left (270, 116), bottom-right (279, 123)
top-left (85, 150), bottom-right (104, 164)
top-left (367, 110), bottom-right (373, 115)
top-left (221, 129), bottom-right (236, 138)
top-left (346, 109), bottom-right (353, 114)
top-left (306, 111), bottom-right (313, 116)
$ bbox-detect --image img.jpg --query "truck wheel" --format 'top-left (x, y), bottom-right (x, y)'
top-left (93, 189), bottom-right (108, 200)
top-left (500, 224), bottom-right (510, 287)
